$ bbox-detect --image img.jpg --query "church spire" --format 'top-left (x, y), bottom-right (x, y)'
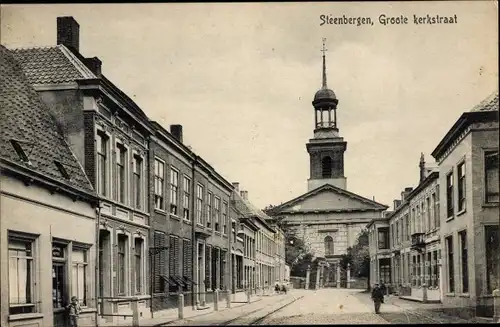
top-left (321, 38), bottom-right (328, 89)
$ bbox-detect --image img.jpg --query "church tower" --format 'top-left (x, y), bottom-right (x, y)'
top-left (306, 38), bottom-right (347, 191)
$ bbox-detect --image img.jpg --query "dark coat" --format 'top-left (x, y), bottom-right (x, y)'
top-left (371, 287), bottom-right (384, 302)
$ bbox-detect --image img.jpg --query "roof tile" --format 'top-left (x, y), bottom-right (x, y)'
top-left (0, 44), bottom-right (95, 194)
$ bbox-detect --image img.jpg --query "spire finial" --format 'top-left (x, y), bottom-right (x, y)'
top-left (321, 38), bottom-right (328, 89)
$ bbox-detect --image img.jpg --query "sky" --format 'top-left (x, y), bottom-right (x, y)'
top-left (1, 2), bottom-right (498, 210)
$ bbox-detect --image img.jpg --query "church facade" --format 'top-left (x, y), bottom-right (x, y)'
top-left (269, 40), bottom-right (388, 287)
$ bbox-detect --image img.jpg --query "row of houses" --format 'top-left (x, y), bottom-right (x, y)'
top-left (0, 16), bottom-right (287, 327)
top-left (367, 92), bottom-right (499, 319)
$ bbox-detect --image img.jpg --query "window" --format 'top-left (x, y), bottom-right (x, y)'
top-left (134, 238), bottom-right (143, 293)
top-left (116, 145), bottom-right (127, 204)
top-left (377, 227), bottom-right (389, 249)
top-left (396, 221), bottom-right (400, 244)
top-left (169, 236), bottom-right (180, 293)
top-left (379, 258), bottom-right (391, 284)
top-left (457, 162), bottom-right (466, 211)
top-left (55, 161), bottom-right (70, 179)
top-left (324, 236), bottom-right (334, 256)
top-left (133, 155), bottom-right (143, 210)
top-left (183, 176), bottom-right (191, 220)
top-left (117, 235), bottom-right (128, 295)
top-left (52, 243), bottom-right (66, 309)
top-left (435, 185), bottom-right (440, 228)
top-left (153, 231), bottom-right (166, 293)
top-left (96, 132), bottom-right (108, 196)
top-left (432, 251), bottom-right (438, 288)
top-left (446, 172), bottom-right (454, 218)
top-left (9, 236), bottom-right (35, 314)
top-left (485, 225), bottom-right (500, 294)
top-left (214, 197), bottom-right (221, 232)
top-left (11, 139), bottom-right (30, 163)
top-left (485, 151), bottom-right (499, 203)
top-left (223, 202), bottom-right (228, 234)
top-left (321, 156), bottom-right (332, 178)
top-left (426, 197), bottom-right (431, 232)
top-left (196, 184), bottom-right (204, 224)
top-left (170, 169), bottom-right (179, 215)
top-left (446, 236), bottom-right (454, 292)
top-left (405, 214), bottom-right (410, 241)
top-left (459, 231), bottom-right (468, 293)
top-left (72, 248), bottom-right (88, 305)
top-left (431, 193), bottom-right (436, 230)
top-left (232, 221), bottom-right (236, 242)
top-left (206, 192), bottom-right (212, 228)
top-left (154, 159), bottom-right (165, 210)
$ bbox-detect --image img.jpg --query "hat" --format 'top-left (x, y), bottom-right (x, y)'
top-left (71, 296), bottom-right (78, 301)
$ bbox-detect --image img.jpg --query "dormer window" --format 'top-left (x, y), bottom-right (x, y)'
top-left (54, 161), bottom-right (70, 179)
top-left (10, 140), bottom-right (29, 163)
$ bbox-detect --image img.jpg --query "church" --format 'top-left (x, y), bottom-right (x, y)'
top-left (268, 40), bottom-right (388, 287)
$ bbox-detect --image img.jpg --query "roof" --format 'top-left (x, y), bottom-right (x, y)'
top-left (469, 92), bottom-right (499, 112)
top-left (10, 45), bottom-right (96, 84)
top-left (10, 44), bottom-right (152, 127)
top-left (0, 45), bottom-right (95, 196)
top-left (431, 92), bottom-right (499, 160)
top-left (232, 192), bottom-right (275, 233)
top-left (314, 88), bottom-right (337, 101)
top-left (271, 183), bottom-right (388, 214)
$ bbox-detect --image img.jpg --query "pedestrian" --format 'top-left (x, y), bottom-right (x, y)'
top-left (371, 283), bottom-right (384, 314)
top-left (281, 284), bottom-right (287, 294)
top-left (379, 281), bottom-right (387, 296)
top-left (275, 283), bottom-right (280, 294)
top-left (66, 296), bottom-right (81, 327)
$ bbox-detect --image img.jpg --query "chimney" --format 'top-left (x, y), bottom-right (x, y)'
top-left (240, 190), bottom-right (248, 200)
top-left (84, 57), bottom-right (102, 76)
top-left (419, 153), bottom-right (426, 183)
top-left (57, 17), bottom-right (80, 52)
top-left (232, 182), bottom-right (240, 193)
top-left (401, 187), bottom-right (414, 202)
top-left (393, 199), bottom-right (402, 210)
top-left (170, 125), bottom-right (183, 143)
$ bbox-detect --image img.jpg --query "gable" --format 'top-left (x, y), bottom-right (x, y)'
top-left (276, 184), bottom-right (387, 213)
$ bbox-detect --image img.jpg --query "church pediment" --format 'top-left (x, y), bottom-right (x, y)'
top-left (274, 184), bottom-right (388, 213)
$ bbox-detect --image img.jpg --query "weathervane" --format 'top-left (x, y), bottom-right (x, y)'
top-left (321, 38), bottom-right (328, 89)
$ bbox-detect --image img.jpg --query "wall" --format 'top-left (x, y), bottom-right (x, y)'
top-left (1, 176), bottom-right (96, 327)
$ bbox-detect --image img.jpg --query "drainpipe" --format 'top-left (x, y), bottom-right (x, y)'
top-left (191, 155), bottom-right (198, 310)
top-left (95, 203), bottom-right (101, 327)
top-left (228, 191), bottom-right (233, 298)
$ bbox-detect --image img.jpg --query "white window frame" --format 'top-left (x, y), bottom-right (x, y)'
top-left (206, 192), bottom-right (213, 229)
top-left (222, 201), bottom-right (228, 235)
top-left (116, 232), bottom-right (129, 296)
top-left (170, 167), bottom-right (179, 216)
top-left (133, 236), bottom-right (146, 294)
top-left (183, 175), bottom-right (191, 221)
top-left (132, 152), bottom-right (144, 211)
top-left (196, 184), bottom-right (204, 225)
top-left (71, 246), bottom-right (89, 306)
top-left (8, 232), bottom-right (38, 315)
top-left (154, 158), bottom-right (165, 211)
top-left (96, 128), bottom-right (111, 197)
top-left (115, 141), bottom-right (129, 205)
top-left (214, 196), bottom-right (221, 232)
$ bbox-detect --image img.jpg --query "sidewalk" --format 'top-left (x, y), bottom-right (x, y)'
top-left (157, 290), bottom-right (303, 326)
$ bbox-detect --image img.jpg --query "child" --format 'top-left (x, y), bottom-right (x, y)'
top-left (67, 296), bottom-right (81, 327)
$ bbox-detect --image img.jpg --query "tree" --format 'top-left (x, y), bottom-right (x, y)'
top-left (339, 229), bottom-right (370, 288)
top-left (263, 208), bottom-right (316, 278)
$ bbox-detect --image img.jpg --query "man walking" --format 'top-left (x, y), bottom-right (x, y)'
top-left (371, 283), bottom-right (384, 314)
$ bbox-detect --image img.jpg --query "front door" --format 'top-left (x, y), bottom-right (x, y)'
top-left (52, 263), bottom-right (66, 327)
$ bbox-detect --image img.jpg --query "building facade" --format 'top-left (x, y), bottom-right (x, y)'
top-left (10, 17), bottom-right (155, 325)
top-left (431, 92), bottom-right (499, 318)
top-left (269, 42), bottom-right (387, 287)
top-left (149, 121), bottom-right (233, 312)
top-left (1, 45), bottom-right (99, 327)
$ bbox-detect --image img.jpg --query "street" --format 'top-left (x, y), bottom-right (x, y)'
top-left (158, 289), bottom-right (495, 326)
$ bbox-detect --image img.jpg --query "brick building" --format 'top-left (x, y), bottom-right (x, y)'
top-left (0, 45), bottom-right (99, 327)
top-left (10, 17), bottom-right (155, 325)
top-left (149, 122), bottom-right (233, 312)
top-left (431, 92), bottom-right (499, 318)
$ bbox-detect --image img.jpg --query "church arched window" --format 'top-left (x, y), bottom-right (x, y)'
top-left (322, 156), bottom-right (332, 178)
top-left (324, 236), bottom-right (334, 256)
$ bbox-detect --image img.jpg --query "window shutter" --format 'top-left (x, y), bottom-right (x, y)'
top-left (205, 245), bottom-right (211, 290)
top-left (153, 231), bottom-right (166, 293)
top-left (183, 239), bottom-right (192, 291)
top-left (169, 236), bottom-right (176, 292)
top-left (211, 247), bottom-right (217, 289)
top-left (174, 238), bottom-right (180, 275)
